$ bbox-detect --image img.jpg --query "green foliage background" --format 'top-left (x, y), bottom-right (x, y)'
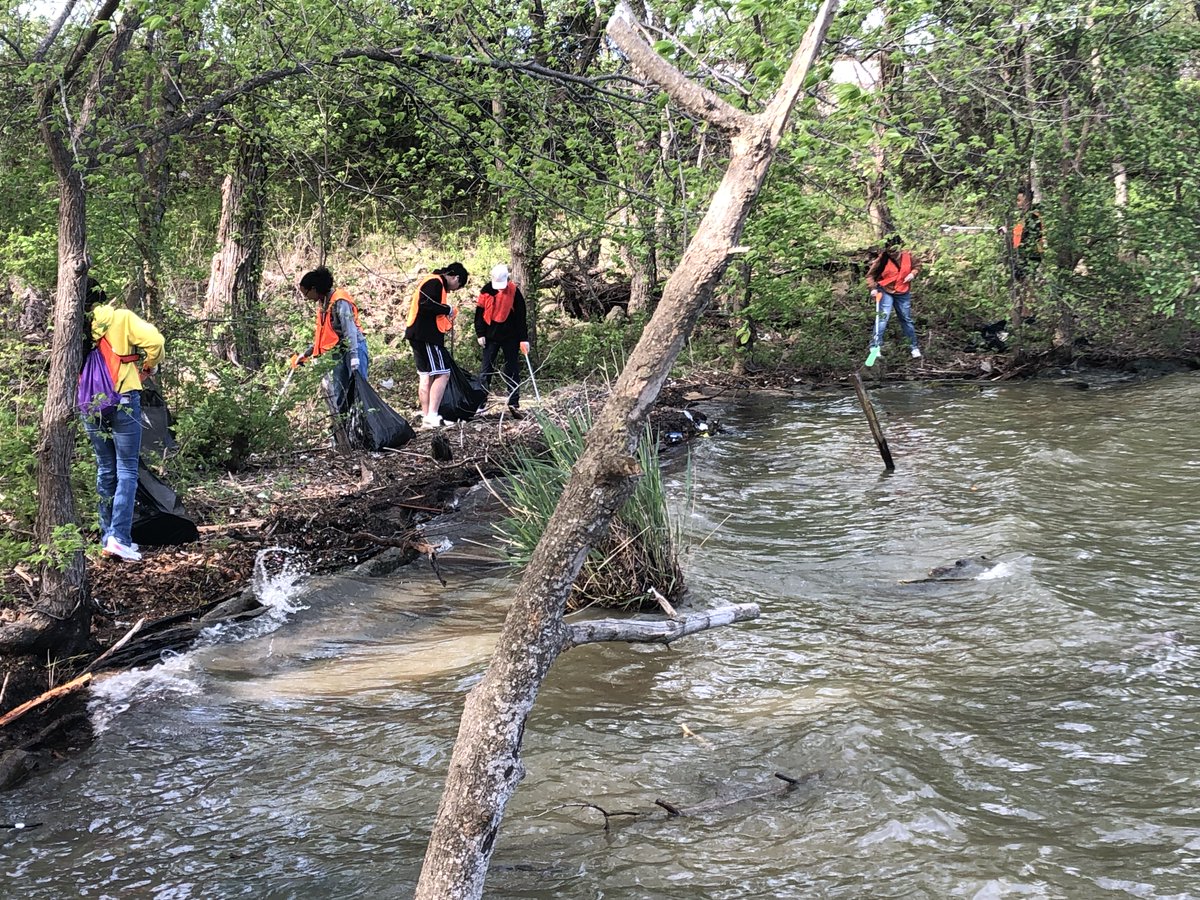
top-left (1, 0), bottom-right (1198, 581)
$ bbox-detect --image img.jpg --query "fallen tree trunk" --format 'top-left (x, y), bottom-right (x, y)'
top-left (565, 603), bottom-right (760, 648)
top-left (414, 4), bottom-right (841, 898)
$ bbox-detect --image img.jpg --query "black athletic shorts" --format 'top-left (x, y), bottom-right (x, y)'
top-left (410, 339), bottom-right (450, 376)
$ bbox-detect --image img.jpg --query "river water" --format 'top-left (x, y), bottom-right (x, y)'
top-left (2, 373), bottom-right (1199, 899)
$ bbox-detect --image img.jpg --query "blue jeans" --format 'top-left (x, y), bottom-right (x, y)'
top-left (84, 391), bottom-right (143, 546)
top-left (328, 343), bottom-right (370, 415)
top-left (871, 290), bottom-right (918, 350)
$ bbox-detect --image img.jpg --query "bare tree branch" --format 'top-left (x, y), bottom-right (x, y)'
top-left (606, 2), bottom-right (752, 135)
top-left (34, 0), bottom-right (81, 62)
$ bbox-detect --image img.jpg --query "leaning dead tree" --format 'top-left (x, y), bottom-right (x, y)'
top-left (414, 3), bottom-right (841, 898)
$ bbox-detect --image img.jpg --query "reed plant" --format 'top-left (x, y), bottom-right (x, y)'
top-left (495, 412), bottom-right (686, 612)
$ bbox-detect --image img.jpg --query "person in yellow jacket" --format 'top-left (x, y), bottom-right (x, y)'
top-left (82, 279), bottom-right (165, 562)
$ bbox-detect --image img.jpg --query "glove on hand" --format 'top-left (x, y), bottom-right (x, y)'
top-left (477, 336), bottom-right (486, 347)
top-left (350, 356), bottom-right (360, 372)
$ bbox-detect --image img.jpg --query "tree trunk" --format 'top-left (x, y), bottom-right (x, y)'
top-left (413, 4), bottom-right (840, 897)
top-left (509, 201), bottom-right (537, 353)
top-left (134, 27), bottom-right (183, 319)
top-left (866, 3), bottom-right (898, 240)
top-left (0, 102), bottom-right (93, 656)
top-left (203, 132), bottom-right (267, 369)
top-left (619, 155), bottom-right (659, 316)
top-left (1020, 22), bottom-right (1043, 202)
top-left (1113, 159), bottom-right (1130, 262)
top-left (731, 258), bottom-right (753, 375)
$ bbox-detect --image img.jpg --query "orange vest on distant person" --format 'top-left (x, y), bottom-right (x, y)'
top-left (311, 288), bottom-right (360, 357)
top-left (876, 251), bottom-right (914, 293)
top-left (408, 274), bottom-right (453, 333)
top-left (477, 283), bottom-right (516, 325)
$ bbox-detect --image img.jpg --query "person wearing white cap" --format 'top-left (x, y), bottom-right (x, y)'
top-left (474, 263), bottom-right (530, 412)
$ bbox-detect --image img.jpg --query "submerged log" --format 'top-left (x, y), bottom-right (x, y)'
top-left (654, 771), bottom-right (819, 818)
top-left (565, 603), bottom-right (760, 649)
top-left (852, 372), bottom-right (895, 471)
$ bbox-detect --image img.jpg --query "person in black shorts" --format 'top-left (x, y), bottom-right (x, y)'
top-left (404, 262), bottom-right (468, 429)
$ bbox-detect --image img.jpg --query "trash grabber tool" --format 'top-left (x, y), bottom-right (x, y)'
top-left (522, 349), bottom-right (542, 404)
top-left (269, 366), bottom-right (297, 416)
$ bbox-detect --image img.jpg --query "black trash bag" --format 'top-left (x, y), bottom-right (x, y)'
top-left (131, 463), bottom-right (200, 546)
top-left (346, 372), bottom-right (416, 450)
top-left (439, 357), bottom-right (488, 423)
top-left (139, 379), bottom-right (178, 460)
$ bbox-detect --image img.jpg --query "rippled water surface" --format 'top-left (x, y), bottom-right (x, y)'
top-left (3, 374), bottom-right (1199, 899)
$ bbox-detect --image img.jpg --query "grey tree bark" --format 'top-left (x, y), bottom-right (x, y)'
top-left (0, 0), bottom-right (129, 656)
top-left (866, 0), bottom-right (898, 240)
top-left (134, 25), bottom-right (184, 319)
top-left (203, 129), bottom-right (267, 369)
top-left (413, 3), bottom-right (841, 898)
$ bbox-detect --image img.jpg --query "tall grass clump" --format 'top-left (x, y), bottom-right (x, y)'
top-left (496, 412), bottom-right (686, 612)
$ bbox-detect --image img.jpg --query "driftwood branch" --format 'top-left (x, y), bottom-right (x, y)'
top-left (0, 672), bottom-right (92, 729)
top-left (548, 802), bottom-right (642, 832)
top-left (565, 603), bottom-right (760, 649)
top-left (81, 617), bottom-right (144, 675)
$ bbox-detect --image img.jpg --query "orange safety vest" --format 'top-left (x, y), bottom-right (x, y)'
top-left (1012, 210), bottom-right (1044, 252)
top-left (311, 288), bottom-right (361, 357)
top-left (477, 282), bottom-right (516, 326)
top-left (95, 335), bottom-right (141, 383)
top-left (876, 251), bottom-right (915, 293)
top-left (408, 274), bottom-right (453, 333)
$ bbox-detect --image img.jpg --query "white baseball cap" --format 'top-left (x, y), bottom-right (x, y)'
top-left (491, 264), bottom-right (509, 289)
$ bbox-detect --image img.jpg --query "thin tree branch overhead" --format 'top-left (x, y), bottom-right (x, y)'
top-left (606, 2), bottom-right (753, 135)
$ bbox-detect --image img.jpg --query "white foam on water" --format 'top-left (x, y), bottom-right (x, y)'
top-left (975, 556), bottom-right (1031, 581)
top-left (87, 548), bottom-right (311, 732)
top-left (252, 547), bottom-right (310, 615)
top-left (88, 651), bottom-right (201, 734)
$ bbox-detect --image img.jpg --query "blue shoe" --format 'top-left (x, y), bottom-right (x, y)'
top-left (865, 347), bottom-right (881, 367)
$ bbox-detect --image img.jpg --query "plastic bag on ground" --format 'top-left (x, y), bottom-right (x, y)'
top-left (347, 372), bottom-right (417, 450)
top-left (439, 357), bottom-right (488, 423)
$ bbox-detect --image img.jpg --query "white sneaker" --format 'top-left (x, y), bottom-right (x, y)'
top-left (911, 347), bottom-right (922, 359)
top-left (102, 536), bottom-right (142, 562)
top-left (422, 413), bottom-right (443, 430)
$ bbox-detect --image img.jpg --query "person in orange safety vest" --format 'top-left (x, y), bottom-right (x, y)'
top-left (405, 261), bottom-right (469, 429)
top-left (474, 263), bottom-right (529, 412)
top-left (864, 234), bottom-right (921, 367)
top-left (292, 266), bottom-right (368, 418)
top-left (82, 278), bottom-right (165, 562)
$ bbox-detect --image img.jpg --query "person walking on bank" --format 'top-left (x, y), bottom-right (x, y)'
top-left (1004, 187), bottom-right (1044, 321)
top-left (475, 263), bottom-right (530, 412)
top-left (81, 279), bottom-right (165, 563)
top-left (406, 262), bottom-right (469, 429)
top-left (291, 266), bottom-right (368, 417)
top-left (864, 234), bottom-right (921, 367)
